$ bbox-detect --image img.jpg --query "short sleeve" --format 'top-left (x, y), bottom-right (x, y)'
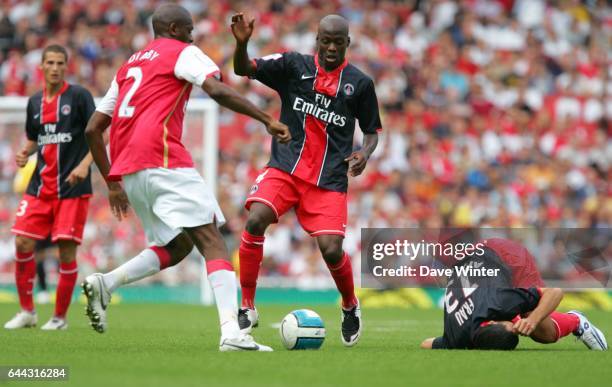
top-left (79, 87), bottom-right (96, 126)
top-left (252, 52), bottom-right (291, 91)
top-left (96, 77), bottom-right (119, 117)
top-left (25, 98), bottom-right (37, 141)
top-left (356, 78), bottom-right (382, 134)
top-left (431, 336), bottom-right (448, 349)
top-left (174, 45), bottom-right (220, 87)
top-left (493, 288), bottom-right (542, 317)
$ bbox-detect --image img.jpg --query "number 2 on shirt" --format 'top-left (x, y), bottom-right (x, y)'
top-left (118, 67), bottom-right (143, 118)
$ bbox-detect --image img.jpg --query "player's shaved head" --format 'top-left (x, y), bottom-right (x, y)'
top-left (318, 14), bottom-right (349, 36)
top-left (152, 3), bottom-right (193, 41)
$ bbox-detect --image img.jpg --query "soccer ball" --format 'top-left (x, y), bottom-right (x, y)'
top-left (279, 309), bottom-right (326, 350)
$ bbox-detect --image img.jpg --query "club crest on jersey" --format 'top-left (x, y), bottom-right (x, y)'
top-left (61, 104), bottom-right (71, 116)
top-left (249, 185), bottom-right (259, 195)
top-left (343, 83), bottom-right (354, 96)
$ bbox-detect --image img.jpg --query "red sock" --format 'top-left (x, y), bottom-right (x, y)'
top-left (150, 246), bottom-right (171, 269)
top-left (15, 251), bottom-right (36, 312)
top-left (326, 252), bottom-right (357, 309)
top-left (239, 231), bottom-right (264, 308)
top-left (206, 258), bottom-right (234, 273)
top-left (550, 312), bottom-right (580, 340)
top-left (54, 260), bottom-right (78, 318)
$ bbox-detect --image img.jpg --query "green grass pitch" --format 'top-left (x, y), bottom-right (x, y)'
top-left (1, 303), bottom-right (611, 387)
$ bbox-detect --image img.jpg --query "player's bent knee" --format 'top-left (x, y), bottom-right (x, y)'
top-left (530, 318), bottom-right (559, 344)
top-left (166, 233), bottom-right (195, 266)
top-left (245, 211), bottom-right (273, 235)
top-left (57, 240), bottom-right (78, 263)
top-left (185, 224), bottom-right (228, 257)
top-left (15, 236), bottom-right (36, 254)
top-left (531, 335), bottom-right (557, 344)
top-left (317, 236), bottom-right (343, 261)
top-left (321, 248), bottom-right (342, 265)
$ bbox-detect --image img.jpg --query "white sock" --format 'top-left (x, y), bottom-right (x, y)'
top-left (208, 269), bottom-right (240, 339)
top-left (102, 249), bottom-right (161, 293)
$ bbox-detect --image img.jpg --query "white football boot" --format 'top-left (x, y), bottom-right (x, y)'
top-left (219, 334), bottom-right (273, 352)
top-left (4, 310), bottom-right (37, 329)
top-left (81, 273), bottom-right (111, 333)
top-left (238, 308), bottom-right (259, 334)
top-left (568, 310), bottom-right (608, 351)
top-left (41, 317), bottom-right (68, 330)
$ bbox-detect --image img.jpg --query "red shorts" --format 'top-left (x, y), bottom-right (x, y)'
top-left (245, 167), bottom-right (347, 237)
top-left (484, 238), bottom-right (545, 288)
top-left (11, 194), bottom-right (90, 244)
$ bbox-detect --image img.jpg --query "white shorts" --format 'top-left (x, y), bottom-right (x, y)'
top-left (123, 167), bottom-right (225, 246)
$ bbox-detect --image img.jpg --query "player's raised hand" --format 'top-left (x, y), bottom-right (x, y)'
top-left (15, 149), bottom-right (29, 168)
top-left (266, 120), bottom-right (291, 144)
top-left (513, 316), bottom-right (538, 336)
top-left (345, 150), bottom-right (368, 177)
top-left (66, 164), bottom-right (88, 186)
top-left (107, 181), bottom-right (130, 221)
top-left (231, 13), bottom-right (255, 44)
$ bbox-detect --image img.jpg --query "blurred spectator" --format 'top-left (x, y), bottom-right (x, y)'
top-left (0, 0), bottom-right (610, 287)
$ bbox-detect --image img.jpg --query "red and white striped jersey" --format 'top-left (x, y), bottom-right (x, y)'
top-left (97, 38), bottom-right (220, 180)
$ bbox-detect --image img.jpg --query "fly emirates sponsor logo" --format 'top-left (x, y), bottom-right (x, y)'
top-left (38, 124), bottom-right (72, 146)
top-left (293, 93), bottom-right (347, 127)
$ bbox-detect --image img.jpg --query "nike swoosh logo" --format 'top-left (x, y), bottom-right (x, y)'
top-left (221, 342), bottom-right (260, 351)
top-left (301, 74), bottom-right (315, 80)
top-left (34, 113), bottom-right (40, 119)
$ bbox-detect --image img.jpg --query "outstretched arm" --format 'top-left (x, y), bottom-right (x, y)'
top-left (84, 112), bottom-right (112, 182)
top-left (201, 77), bottom-right (290, 143)
top-left (231, 13), bottom-right (257, 77)
top-left (84, 111), bottom-right (130, 221)
top-left (421, 336), bottom-right (447, 349)
top-left (420, 337), bottom-right (435, 349)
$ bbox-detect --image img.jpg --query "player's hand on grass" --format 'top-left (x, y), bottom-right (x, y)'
top-left (108, 182), bottom-right (130, 221)
top-left (15, 149), bottom-right (29, 168)
top-left (513, 316), bottom-right (538, 336)
top-left (66, 165), bottom-right (89, 186)
top-left (345, 150), bottom-right (368, 177)
top-left (266, 120), bottom-right (291, 144)
top-left (231, 13), bottom-right (254, 44)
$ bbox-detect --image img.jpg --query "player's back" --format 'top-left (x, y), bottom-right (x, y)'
top-left (439, 250), bottom-right (541, 349)
top-left (108, 38), bottom-right (194, 179)
top-left (483, 238), bottom-right (544, 288)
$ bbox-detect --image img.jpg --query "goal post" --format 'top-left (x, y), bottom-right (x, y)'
top-left (187, 98), bottom-right (218, 306)
top-left (0, 96), bottom-right (219, 305)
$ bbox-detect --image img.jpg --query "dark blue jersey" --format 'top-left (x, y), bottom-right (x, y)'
top-left (432, 248), bottom-right (542, 349)
top-left (252, 52), bottom-right (382, 192)
top-left (25, 83), bottom-right (95, 199)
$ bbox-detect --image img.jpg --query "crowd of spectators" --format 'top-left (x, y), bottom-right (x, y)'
top-left (0, 0), bottom-right (610, 287)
